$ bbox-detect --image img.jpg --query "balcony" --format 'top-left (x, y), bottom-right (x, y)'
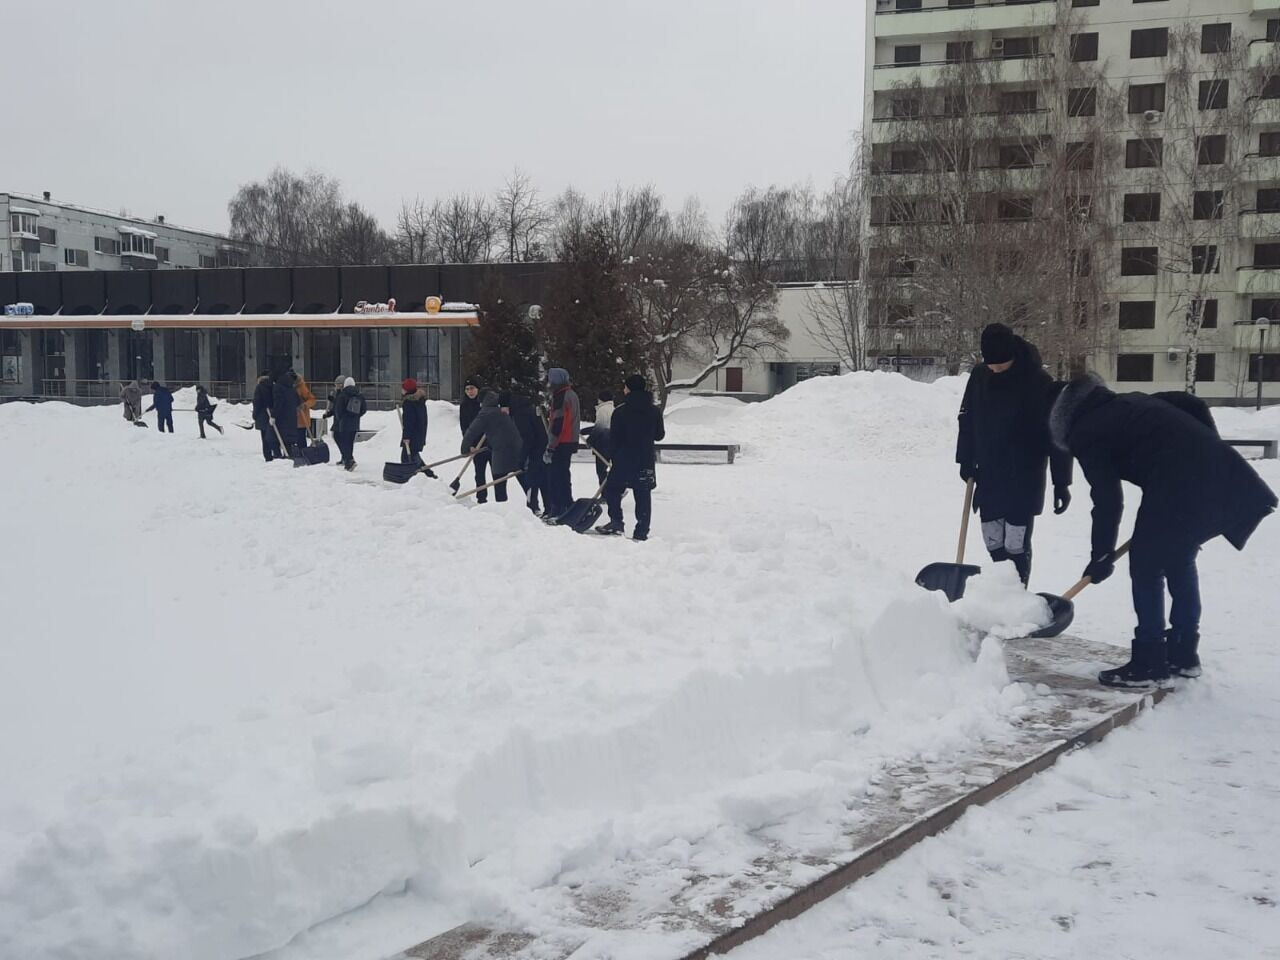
top-left (1240, 210), bottom-right (1280, 239)
top-left (1250, 38), bottom-right (1280, 66)
top-left (875, 0), bottom-right (1057, 39)
top-left (871, 54), bottom-right (1050, 91)
top-left (1246, 96), bottom-right (1280, 125)
top-left (1243, 153), bottom-right (1280, 182)
top-left (1252, 0), bottom-right (1280, 15)
top-left (1237, 266), bottom-right (1280, 295)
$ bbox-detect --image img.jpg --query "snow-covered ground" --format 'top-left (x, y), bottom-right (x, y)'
top-left (1, 374), bottom-right (1277, 960)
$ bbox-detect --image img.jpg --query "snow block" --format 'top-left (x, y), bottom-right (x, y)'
top-left (397, 637), bottom-right (1170, 960)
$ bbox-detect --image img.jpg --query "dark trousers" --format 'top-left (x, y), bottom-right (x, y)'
top-left (472, 450), bottom-right (492, 502)
top-left (259, 427), bottom-right (280, 461)
top-left (548, 443), bottom-right (578, 516)
top-left (198, 413), bottom-right (222, 438)
top-left (493, 478), bottom-right (509, 502)
top-left (335, 429), bottom-right (356, 465)
top-left (157, 412), bottom-right (174, 433)
top-left (606, 471), bottom-right (652, 538)
top-left (1131, 543), bottom-right (1201, 643)
top-left (401, 440), bottom-right (424, 463)
top-left (519, 457), bottom-right (546, 512)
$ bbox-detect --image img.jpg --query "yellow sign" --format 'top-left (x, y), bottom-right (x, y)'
top-left (425, 296), bottom-right (442, 314)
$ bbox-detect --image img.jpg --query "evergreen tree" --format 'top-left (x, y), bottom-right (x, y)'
top-left (538, 224), bottom-right (643, 416)
top-left (462, 274), bottom-right (543, 398)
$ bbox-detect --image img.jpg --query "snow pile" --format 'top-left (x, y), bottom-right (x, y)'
top-left (0, 376), bottom-right (1038, 960)
top-left (952, 563), bottom-right (1053, 639)
top-left (1211, 403), bottom-right (1280, 444)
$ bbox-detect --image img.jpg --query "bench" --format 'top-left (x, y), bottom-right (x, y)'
top-left (655, 442), bottom-right (740, 464)
top-left (1226, 438), bottom-right (1279, 459)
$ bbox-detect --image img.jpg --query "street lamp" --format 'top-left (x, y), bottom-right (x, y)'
top-left (893, 331), bottom-right (906, 374)
top-left (1234, 318), bottom-right (1273, 412)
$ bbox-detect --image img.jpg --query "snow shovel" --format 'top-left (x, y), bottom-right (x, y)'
top-left (1027, 540), bottom-right (1132, 639)
top-left (449, 436), bottom-right (486, 493)
top-left (916, 479), bottom-right (982, 602)
top-left (382, 442), bottom-right (460, 484)
top-left (455, 470), bottom-right (523, 501)
top-left (551, 475), bottom-right (612, 533)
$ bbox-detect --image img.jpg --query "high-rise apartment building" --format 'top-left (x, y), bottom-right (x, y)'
top-left (865, 0), bottom-right (1280, 402)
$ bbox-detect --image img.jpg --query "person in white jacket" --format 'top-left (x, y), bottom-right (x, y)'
top-left (587, 390), bottom-right (615, 484)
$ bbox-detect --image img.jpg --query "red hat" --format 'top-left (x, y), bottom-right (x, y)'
top-left (402, 378), bottom-right (418, 393)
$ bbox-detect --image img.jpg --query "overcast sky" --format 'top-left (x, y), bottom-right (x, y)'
top-left (2, 0), bottom-right (865, 237)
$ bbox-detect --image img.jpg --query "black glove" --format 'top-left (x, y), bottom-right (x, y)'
top-left (1083, 554), bottom-right (1115, 584)
top-left (959, 463), bottom-right (976, 483)
top-left (1053, 486), bottom-right (1071, 515)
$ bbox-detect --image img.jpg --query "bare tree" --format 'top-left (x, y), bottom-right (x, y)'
top-left (804, 159), bottom-right (875, 371)
top-left (395, 197), bottom-right (439, 264)
top-left (433, 193), bottom-right (498, 263)
top-left (494, 168), bottom-right (551, 262)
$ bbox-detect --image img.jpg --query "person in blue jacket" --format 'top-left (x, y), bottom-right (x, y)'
top-left (146, 381), bottom-right (175, 433)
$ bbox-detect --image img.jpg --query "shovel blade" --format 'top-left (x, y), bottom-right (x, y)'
top-left (915, 562), bottom-right (983, 602)
top-left (1027, 592), bottom-right (1075, 638)
top-left (383, 461), bottom-right (421, 484)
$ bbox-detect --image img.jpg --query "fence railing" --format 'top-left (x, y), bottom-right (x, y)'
top-left (32, 378), bottom-right (440, 407)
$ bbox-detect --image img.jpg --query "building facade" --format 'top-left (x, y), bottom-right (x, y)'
top-left (2, 192), bottom-right (254, 274)
top-left (865, 0), bottom-right (1280, 402)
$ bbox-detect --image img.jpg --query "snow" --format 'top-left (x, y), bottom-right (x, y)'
top-left (1, 372), bottom-right (1277, 960)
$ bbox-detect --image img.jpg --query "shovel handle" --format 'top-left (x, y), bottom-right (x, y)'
top-left (455, 470), bottom-right (523, 500)
top-left (449, 434), bottom-right (487, 485)
top-left (956, 478), bottom-right (975, 564)
top-left (1062, 540), bottom-right (1132, 601)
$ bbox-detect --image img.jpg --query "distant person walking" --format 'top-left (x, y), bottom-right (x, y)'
top-left (146, 381), bottom-right (175, 433)
top-left (120, 380), bottom-right (145, 426)
top-left (596, 375), bottom-right (665, 541)
top-left (195, 386), bottom-right (223, 438)
top-left (401, 378), bottom-right (429, 463)
top-left (461, 390), bottom-right (522, 502)
top-left (332, 377), bottom-right (366, 471)
top-left (251, 372), bottom-right (280, 461)
top-left (543, 368), bottom-right (580, 518)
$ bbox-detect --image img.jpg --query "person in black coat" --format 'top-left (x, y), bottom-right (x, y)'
top-left (1051, 373), bottom-right (1277, 686)
top-left (597, 374), bottom-right (665, 540)
top-left (502, 391), bottom-right (549, 514)
top-left (271, 370), bottom-right (302, 452)
top-left (458, 376), bottom-right (492, 502)
top-left (146, 381), bottom-right (175, 433)
top-left (400, 378), bottom-right (428, 463)
top-left (251, 372), bottom-right (280, 461)
top-left (461, 391), bottom-right (523, 502)
top-left (195, 386), bottom-right (223, 438)
top-left (332, 377), bottom-right (367, 470)
top-left (956, 324), bottom-right (1073, 585)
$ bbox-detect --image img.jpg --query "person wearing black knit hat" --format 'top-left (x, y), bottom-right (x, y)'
top-left (955, 323), bottom-right (1073, 585)
top-left (596, 374), bottom-right (665, 540)
top-left (458, 376), bottom-right (491, 501)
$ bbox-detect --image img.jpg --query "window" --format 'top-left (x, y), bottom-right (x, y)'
top-left (10, 213), bottom-right (38, 235)
top-left (1116, 354), bottom-right (1155, 382)
top-left (1066, 141), bottom-right (1094, 170)
top-left (94, 236), bottom-right (120, 256)
top-left (407, 328), bottom-right (440, 386)
top-left (1196, 135), bottom-right (1226, 165)
top-left (1249, 355), bottom-right (1280, 383)
top-left (886, 304), bottom-right (915, 324)
top-left (1071, 33), bottom-right (1099, 62)
top-left (1270, 19), bottom-right (1280, 43)
top-left (1123, 193), bottom-right (1161, 222)
top-left (1259, 188), bottom-right (1280, 213)
top-left (887, 199), bottom-right (919, 224)
top-left (1126, 138), bottom-right (1163, 168)
top-left (1193, 299), bottom-right (1218, 329)
top-left (1196, 353), bottom-right (1216, 382)
top-left (199, 254), bottom-right (217, 268)
top-left (1202, 23), bottom-right (1231, 54)
top-left (1192, 245), bottom-right (1220, 274)
top-left (1002, 37), bottom-right (1039, 60)
top-left (1072, 0), bottom-right (1099, 6)
top-left (1255, 243), bottom-right (1280, 267)
top-left (1261, 132), bottom-right (1280, 157)
top-left (1199, 79), bottom-right (1228, 111)
top-left (1264, 75), bottom-right (1280, 99)
top-left (948, 0), bottom-right (976, 6)
top-left (945, 40), bottom-right (974, 64)
top-left (362, 329), bottom-right (392, 382)
top-left (1071, 249), bottom-right (1092, 277)
top-left (1193, 190), bottom-right (1225, 220)
top-left (890, 148), bottom-right (925, 173)
top-left (11, 249), bottom-right (39, 271)
top-left (1000, 90), bottom-right (1038, 114)
top-left (39, 261), bottom-right (56, 272)
top-left (121, 233), bottom-right (155, 256)
top-left (938, 145), bottom-right (972, 172)
top-left (1252, 298), bottom-right (1280, 321)
top-left (37, 226), bottom-right (56, 246)
top-left (0, 330), bottom-right (22, 384)
top-left (64, 248), bottom-right (88, 268)
top-left (1128, 83), bottom-right (1166, 114)
top-left (1068, 87), bottom-right (1097, 117)
top-left (997, 196), bottom-right (1035, 221)
top-left (1130, 27), bottom-right (1168, 59)
top-left (896, 0), bottom-right (922, 9)
top-left (942, 93), bottom-right (968, 117)
top-left (999, 143), bottom-right (1036, 168)
top-left (894, 45), bottom-right (921, 66)
top-left (1118, 301), bottom-right (1156, 329)
top-left (1121, 247), bottom-right (1159, 275)
top-left (891, 97), bottom-right (921, 119)
top-left (155, 245), bottom-right (170, 263)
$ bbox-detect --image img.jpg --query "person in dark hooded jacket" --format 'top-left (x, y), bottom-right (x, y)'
top-left (596, 375), bottom-right (665, 540)
top-left (251, 372), bottom-right (280, 461)
top-left (461, 391), bottom-right (522, 502)
top-left (957, 324), bottom-right (1073, 585)
top-left (400, 378), bottom-right (429, 463)
top-left (502, 391), bottom-right (549, 513)
top-left (1051, 373), bottom-right (1277, 686)
top-left (146, 382), bottom-right (175, 433)
top-left (458, 376), bottom-right (491, 501)
top-left (195, 385), bottom-right (223, 438)
top-left (332, 377), bottom-right (367, 470)
top-left (271, 371), bottom-right (302, 452)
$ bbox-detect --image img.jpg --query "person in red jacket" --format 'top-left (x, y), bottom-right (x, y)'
top-left (543, 367), bottom-right (580, 518)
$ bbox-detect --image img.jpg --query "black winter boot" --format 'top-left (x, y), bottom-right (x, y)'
top-left (1166, 628), bottom-right (1202, 679)
top-left (1099, 636), bottom-right (1170, 688)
